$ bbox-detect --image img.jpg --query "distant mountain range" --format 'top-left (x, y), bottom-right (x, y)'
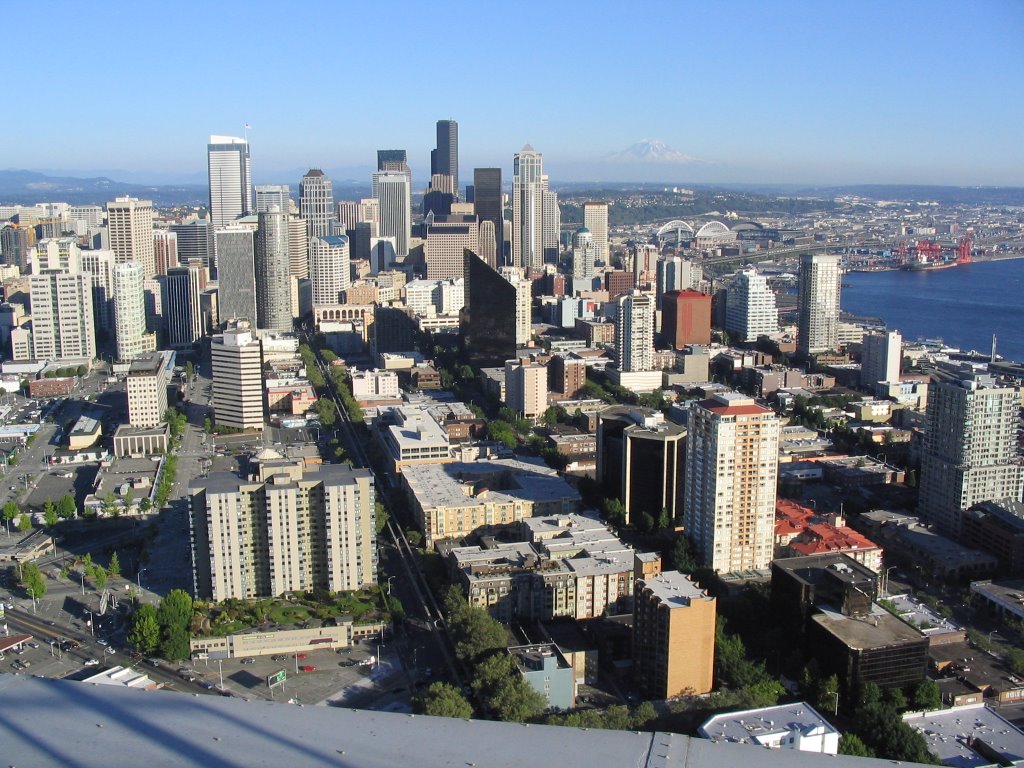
top-left (604, 139), bottom-right (705, 165)
top-left (2, 168), bottom-right (1022, 208)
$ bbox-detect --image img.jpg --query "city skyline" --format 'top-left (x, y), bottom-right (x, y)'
top-left (5, 1), bottom-right (1022, 187)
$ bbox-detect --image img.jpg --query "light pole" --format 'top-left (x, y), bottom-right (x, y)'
top-left (883, 566), bottom-right (897, 598)
top-left (86, 610), bottom-right (95, 636)
top-left (385, 576), bottom-right (395, 596)
top-left (137, 567), bottom-right (147, 591)
top-left (217, 659), bottom-right (224, 689)
top-left (27, 586), bottom-right (36, 614)
top-left (827, 690), bottom-right (839, 716)
top-left (81, 572), bottom-right (85, 596)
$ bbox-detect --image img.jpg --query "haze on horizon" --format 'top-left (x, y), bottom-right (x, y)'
top-left (5, 0), bottom-right (1022, 188)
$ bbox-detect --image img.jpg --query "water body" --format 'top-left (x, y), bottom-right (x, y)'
top-left (841, 259), bottom-right (1024, 363)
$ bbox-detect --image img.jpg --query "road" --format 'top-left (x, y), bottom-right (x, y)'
top-left (302, 335), bottom-right (463, 691)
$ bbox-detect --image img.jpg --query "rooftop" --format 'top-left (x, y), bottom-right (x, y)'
top-left (403, 457), bottom-right (578, 512)
top-left (128, 350), bottom-right (173, 376)
top-left (905, 704), bottom-right (1024, 768)
top-left (641, 570), bottom-right (712, 607)
top-left (699, 702), bottom-right (838, 748)
top-left (812, 603), bottom-right (925, 650)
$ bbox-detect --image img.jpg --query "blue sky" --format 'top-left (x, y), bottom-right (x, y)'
top-left (5, 0), bottom-right (1022, 186)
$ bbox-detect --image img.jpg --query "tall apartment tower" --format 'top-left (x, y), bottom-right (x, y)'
top-left (634, 571), bottom-right (716, 699)
top-left (572, 227), bottom-right (597, 282)
top-left (431, 119), bottom-right (458, 198)
top-left (80, 249), bottom-right (116, 333)
top-left (615, 292), bottom-right (655, 373)
top-left (504, 359), bottom-right (548, 420)
top-left (425, 215), bottom-right (478, 280)
top-left (207, 135), bottom-right (252, 228)
top-left (683, 392), bottom-right (780, 572)
top-left (498, 266), bottom-right (533, 347)
top-left (27, 271), bottom-right (96, 361)
top-left (161, 266), bottom-right (203, 349)
top-left (372, 172), bottom-right (411, 257)
top-left (126, 350), bottom-right (172, 428)
top-left (107, 197), bottom-right (155, 277)
top-left (473, 168), bottom-right (502, 266)
top-left (797, 253), bottom-right (841, 356)
top-left (512, 146), bottom-right (545, 272)
top-left (542, 184), bottom-right (560, 264)
top-left (255, 209), bottom-right (293, 332)
top-left (153, 230), bottom-right (178, 275)
top-left (113, 262), bottom-right (157, 360)
top-left (214, 227), bottom-right (257, 325)
top-left (287, 215), bottom-right (308, 280)
top-left (299, 169), bottom-right (335, 238)
top-left (917, 368), bottom-right (1024, 537)
top-left (582, 202), bottom-right (610, 265)
top-left (861, 330), bottom-right (903, 389)
top-left (190, 458), bottom-right (376, 601)
top-left (725, 268), bottom-right (778, 342)
top-left (211, 321), bottom-right (264, 430)
top-left (309, 235), bottom-right (351, 305)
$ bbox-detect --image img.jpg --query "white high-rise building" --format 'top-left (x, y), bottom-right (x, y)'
top-left (684, 392), bottom-right (780, 572)
top-left (208, 135), bottom-right (252, 228)
top-left (512, 146), bottom-right (545, 272)
top-left (254, 185), bottom-right (291, 215)
top-left (126, 350), bottom-right (172, 428)
top-left (583, 201), bottom-right (610, 265)
top-left (505, 359), bottom-right (548, 420)
top-left (615, 292), bottom-right (655, 373)
top-left (542, 184), bottom-right (560, 263)
top-left (309, 235), bottom-right (351, 306)
top-left (861, 330), bottom-right (902, 390)
top-left (725, 269), bottom-right (778, 342)
top-left (287, 215), bottom-right (308, 280)
top-left (797, 253), bottom-right (841, 356)
top-left (425, 215), bottom-right (478, 280)
top-left (255, 209), bottom-right (293, 332)
top-left (80, 249), bottom-right (116, 332)
top-left (30, 237), bottom-right (81, 273)
top-left (477, 220), bottom-right (497, 267)
top-left (372, 172), bottom-right (411, 257)
top-left (572, 227), bottom-right (597, 281)
top-left (656, 256), bottom-right (701, 309)
top-left (211, 321), bottom-right (264, 431)
top-left (918, 368), bottom-right (1024, 537)
top-left (499, 266), bottom-right (533, 347)
top-left (113, 262), bottom-right (156, 360)
top-left (299, 170), bottom-right (335, 238)
top-left (107, 197), bottom-right (155, 278)
top-left (28, 271), bottom-right (96, 361)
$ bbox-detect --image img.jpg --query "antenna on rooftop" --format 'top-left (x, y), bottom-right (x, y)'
top-left (991, 334), bottom-right (997, 364)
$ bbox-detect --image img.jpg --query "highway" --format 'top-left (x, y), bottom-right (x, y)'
top-left (301, 335), bottom-right (463, 690)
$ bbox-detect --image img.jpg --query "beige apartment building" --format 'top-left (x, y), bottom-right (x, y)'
top-left (126, 350), bottom-right (173, 428)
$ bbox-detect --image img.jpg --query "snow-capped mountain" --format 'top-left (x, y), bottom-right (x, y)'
top-left (606, 139), bottom-right (699, 163)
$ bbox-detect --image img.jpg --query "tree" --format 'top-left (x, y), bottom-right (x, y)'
top-left (42, 498), bottom-right (58, 527)
top-left (160, 624), bottom-right (191, 661)
top-left (18, 513), bottom-right (30, 531)
top-left (374, 501), bottom-right (389, 536)
top-left (839, 734), bottom-right (874, 757)
top-left (184, 361), bottom-right (195, 384)
top-left (315, 398), bottom-right (337, 427)
top-left (57, 493), bottom-right (77, 520)
top-left (19, 562), bottom-right (46, 599)
top-left (667, 535), bottom-right (698, 573)
top-left (1007, 647), bottom-right (1024, 677)
top-left (601, 497), bottom-right (625, 528)
top-left (102, 492), bottom-right (119, 518)
top-left (472, 653), bottom-right (546, 722)
top-left (91, 565), bottom-right (108, 590)
top-left (129, 604), bottom-right (160, 652)
top-left (2, 500), bottom-right (19, 524)
top-left (414, 682), bottom-right (474, 718)
top-left (911, 679), bottom-right (942, 711)
top-left (203, 417), bottom-right (213, 434)
top-left (109, 551), bottom-right (121, 578)
top-left (158, 589), bottom-right (194, 633)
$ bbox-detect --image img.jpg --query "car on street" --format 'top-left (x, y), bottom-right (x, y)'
top-left (83, 659), bottom-right (99, 666)
top-left (294, 653), bottom-right (308, 659)
top-left (27, 642), bottom-right (39, 649)
top-left (200, 682), bottom-right (214, 690)
top-left (299, 665), bottom-right (316, 672)
top-left (240, 657), bottom-right (256, 664)
top-left (271, 655), bottom-right (286, 662)
top-left (97, 639), bottom-right (109, 646)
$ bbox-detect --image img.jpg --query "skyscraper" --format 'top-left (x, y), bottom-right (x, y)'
top-left (214, 227), bottom-right (257, 325)
top-left (80, 249), bottom-right (116, 333)
top-left (161, 266), bottom-right (203, 349)
top-left (254, 185), bottom-right (291, 215)
top-left (211, 321), bottom-right (264, 430)
top-left (725, 268), bottom-right (778, 342)
top-left (431, 119), bottom-right (458, 199)
top-left (462, 250), bottom-right (518, 367)
top-left (309, 235), bottom-right (351, 306)
top-left (107, 197), bottom-right (155, 277)
top-left (663, 290), bottom-right (712, 348)
top-left (614, 292), bottom-right (655, 373)
top-left (477, 220), bottom-right (497, 268)
top-left (512, 146), bottom-right (544, 272)
top-left (684, 392), bottom-right (780, 572)
top-left (255, 209), bottom-right (292, 332)
top-left (152, 230), bottom-right (178, 275)
top-left (861, 330), bottom-right (902, 390)
top-left (372, 172), bottom-right (411, 257)
top-left (656, 256), bottom-right (700, 309)
top-left (797, 253), bottom-right (841, 356)
top-left (27, 271), bottom-right (95, 361)
top-left (473, 168), bottom-right (502, 267)
top-left (582, 202), bottom-right (610, 265)
top-left (170, 219), bottom-right (215, 271)
top-left (288, 215), bottom-right (308, 279)
top-left (542, 185), bottom-right (560, 264)
top-left (917, 368), bottom-right (1024, 537)
top-left (299, 170), bottom-right (335, 238)
top-left (113, 261), bottom-right (157, 360)
top-left (572, 227), bottom-right (597, 282)
top-left (425, 215), bottom-right (478, 280)
top-left (207, 135), bottom-right (252, 228)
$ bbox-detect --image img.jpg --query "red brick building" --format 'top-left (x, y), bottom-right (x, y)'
top-left (662, 290), bottom-right (711, 348)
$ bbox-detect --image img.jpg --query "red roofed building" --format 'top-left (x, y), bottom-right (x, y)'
top-left (775, 499), bottom-right (883, 572)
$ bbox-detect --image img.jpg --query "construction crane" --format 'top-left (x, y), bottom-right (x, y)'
top-left (957, 232), bottom-right (974, 264)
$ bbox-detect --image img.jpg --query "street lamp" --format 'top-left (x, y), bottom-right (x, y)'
top-left (826, 690), bottom-right (839, 716)
top-left (883, 566), bottom-right (897, 598)
top-left (137, 567), bottom-right (147, 591)
top-left (385, 576), bottom-right (395, 596)
top-left (85, 610), bottom-right (95, 636)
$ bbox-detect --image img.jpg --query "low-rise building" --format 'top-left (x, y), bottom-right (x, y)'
top-left (67, 414), bottom-right (102, 450)
top-left (775, 500), bottom-right (883, 572)
top-left (507, 643), bottom-right (575, 711)
top-left (698, 703), bottom-right (839, 754)
top-left (189, 621), bottom-right (387, 660)
top-left (112, 424), bottom-right (169, 458)
top-left (906, 704), bottom-right (1024, 767)
top-left (819, 455), bottom-right (905, 488)
top-left (351, 368), bottom-right (401, 402)
top-left (961, 499), bottom-right (1024, 576)
top-left (377, 405), bottom-right (453, 474)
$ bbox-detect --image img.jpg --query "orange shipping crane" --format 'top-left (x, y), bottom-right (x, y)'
top-left (957, 232), bottom-right (973, 264)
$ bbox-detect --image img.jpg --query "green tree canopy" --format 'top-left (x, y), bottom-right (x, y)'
top-left (19, 562), bottom-right (46, 599)
top-left (57, 493), bottom-right (77, 519)
top-left (912, 678), bottom-right (942, 711)
top-left (414, 682), bottom-right (474, 719)
top-left (42, 498), bottom-right (58, 527)
top-left (108, 551), bottom-right (121, 578)
top-left (158, 589), bottom-right (194, 633)
top-left (2, 500), bottom-right (19, 523)
top-left (159, 624), bottom-right (191, 661)
top-left (128, 604), bottom-right (160, 653)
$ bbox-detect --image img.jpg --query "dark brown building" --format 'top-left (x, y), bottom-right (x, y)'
top-left (662, 290), bottom-right (711, 348)
top-left (961, 500), bottom-right (1024, 576)
top-left (604, 270), bottom-right (634, 298)
top-left (549, 355), bottom-right (586, 397)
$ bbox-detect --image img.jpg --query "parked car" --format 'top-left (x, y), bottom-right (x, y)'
top-left (271, 655), bottom-right (286, 662)
top-left (240, 657), bottom-right (256, 665)
top-left (299, 665), bottom-right (316, 672)
top-left (294, 653), bottom-right (308, 659)
top-left (84, 659), bottom-right (100, 667)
